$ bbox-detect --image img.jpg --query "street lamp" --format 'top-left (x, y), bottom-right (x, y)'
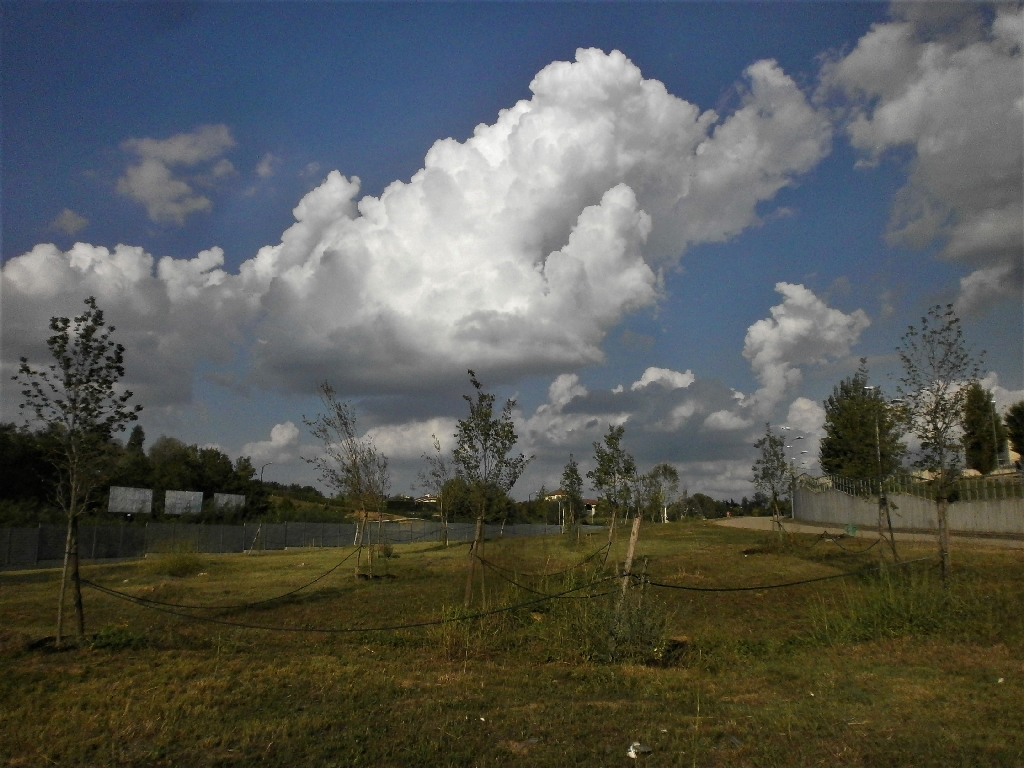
top-left (260, 462), bottom-right (273, 483)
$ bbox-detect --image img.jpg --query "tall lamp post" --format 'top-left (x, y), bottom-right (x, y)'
top-left (260, 462), bottom-right (273, 483)
top-left (782, 427), bottom-right (806, 520)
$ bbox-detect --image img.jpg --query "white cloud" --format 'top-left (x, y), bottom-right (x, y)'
top-left (742, 282), bottom-right (870, 416)
top-left (117, 124), bottom-right (236, 225)
top-left (49, 208), bottom-right (88, 236)
top-left (241, 421), bottom-right (300, 464)
top-left (822, 5), bottom-right (1023, 312)
top-left (364, 418), bottom-right (459, 461)
top-left (981, 371), bottom-right (1024, 413)
top-left (1, 242), bottom-right (257, 408)
top-left (5, 49), bottom-right (829, 405)
top-left (255, 153), bottom-right (280, 178)
top-left (630, 366), bottom-right (695, 391)
top-left (703, 410), bottom-right (752, 432)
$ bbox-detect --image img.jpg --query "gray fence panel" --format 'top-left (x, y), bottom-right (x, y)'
top-left (38, 526), bottom-right (66, 561)
top-left (263, 523), bottom-right (286, 550)
top-left (4, 528), bottom-right (40, 566)
top-left (2, 518), bottom-right (573, 569)
top-left (795, 485), bottom-right (1024, 536)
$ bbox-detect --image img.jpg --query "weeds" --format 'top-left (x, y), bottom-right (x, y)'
top-left (150, 547), bottom-right (203, 578)
top-left (90, 622), bottom-right (147, 650)
top-left (811, 566), bottom-right (1020, 645)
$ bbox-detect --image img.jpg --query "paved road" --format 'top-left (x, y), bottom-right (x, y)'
top-left (710, 516), bottom-right (1024, 549)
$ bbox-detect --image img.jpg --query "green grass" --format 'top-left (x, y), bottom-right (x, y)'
top-left (2, 521), bottom-right (1023, 766)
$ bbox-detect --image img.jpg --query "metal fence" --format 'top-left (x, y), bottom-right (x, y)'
top-left (803, 472), bottom-right (1024, 501)
top-left (794, 473), bottom-right (1024, 536)
top-left (0, 520), bottom-right (566, 569)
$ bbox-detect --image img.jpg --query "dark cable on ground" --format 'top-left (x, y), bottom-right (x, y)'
top-left (473, 541), bottom-right (610, 579)
top-left (637, 555), bottom-right (936, 592)
top-left (111, 546), bottom-right (362, 610)
top-left (81, 572), bottom-right (623, 634)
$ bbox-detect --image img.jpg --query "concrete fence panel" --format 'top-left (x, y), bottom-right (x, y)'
top-left (795, 485), bottom-right (1024, 536)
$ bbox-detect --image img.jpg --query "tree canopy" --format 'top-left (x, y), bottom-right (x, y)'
top-left (752, 423), bottom-right (788, 511)
top-left (819, 361), bottom-right (905, 480)
top-left (962, 382), bottom-right (1008, 474)
top-left (587, 424), bottom-right (636, 513)
top-left (1006, 401), bottom-right (1024, 463)
top-left (452, 370), bottom-right (530, 520)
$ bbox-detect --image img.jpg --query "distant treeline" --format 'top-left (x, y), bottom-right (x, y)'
top-left (0, 423), bottom-right (271, 525)
top-left (1, 422), bottom-right (775, 526)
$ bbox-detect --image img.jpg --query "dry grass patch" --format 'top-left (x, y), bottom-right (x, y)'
top-left (1, 521), bottom-right (1022, 766)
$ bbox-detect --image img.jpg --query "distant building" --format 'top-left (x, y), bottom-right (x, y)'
top-left (416, 494), bottom-right (438, 504)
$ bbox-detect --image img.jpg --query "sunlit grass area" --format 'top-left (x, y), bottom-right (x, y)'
top-left (2, 520), bottom-right (1023, 766)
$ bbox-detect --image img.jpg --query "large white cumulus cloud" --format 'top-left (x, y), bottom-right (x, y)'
top-left (743, 282), bottom-right (870, 416)
top-left (1, 242), bottom-right (259, 406)
top-left (822, 4), bottom-right (1023, 312)
top-left (2, 48), bottom-right (830, 404)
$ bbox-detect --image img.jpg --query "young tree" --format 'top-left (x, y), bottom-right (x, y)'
top-left (452, 370), bottom-right (530, 606)
top-left (13, 296), bottom-right (143, 645)
top-left (752, 423), bottom-right (788, 529)
top-left (644, 462), bottom-right (680, 522)
top-left (896, 304), bottom-right (982, 578)
top-left (819, 362), bottom-right (905, 480)
top-left (1006, 401), bottom-right (1024, 465)
top-left (560, 454), bottom-right (584, 529)
top-left (962, 382), bottom-right (1008, 474)
top-left (587, 424), bottom-right (636, 545)
top-left (303, 382), bottom-right (390, 576)
top-left (418, 434), bottom-right (453, 545)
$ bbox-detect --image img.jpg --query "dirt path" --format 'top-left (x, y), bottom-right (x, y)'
top-left (710, 515), bottom-right (1024, 549)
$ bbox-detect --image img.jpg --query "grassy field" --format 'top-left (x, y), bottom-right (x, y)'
top-left (1, 520), bottom-right (1022, 767)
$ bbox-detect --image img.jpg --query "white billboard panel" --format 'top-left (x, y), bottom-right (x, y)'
top-left (108, 486), bottom-right (153, 514)
top-left (164, 490), bottom-right (204, 516)
top-left (214, 493), bottom-right (245, 509)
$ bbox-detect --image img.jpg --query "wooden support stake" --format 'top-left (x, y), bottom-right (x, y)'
top-left (619, 513), bottom-right (642, 600)
top-left (463, 515), bottom-right (484, 608)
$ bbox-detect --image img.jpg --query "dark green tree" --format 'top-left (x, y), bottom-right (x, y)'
top-left (452, 370), bottom-right (530, 520)
top-left (962, 382), bottom-right (1008, 474)
top-left (753, 423), bottom-right (788, 527)
top-left (303, 382), bottom-right (390, 576)
top-left (13, 296), bottom-right (142, 645)
top-left (587, 424), bottom-right (636, 554)
top-left (643, 462), bottom-right (680, 522)
top-left (819, 362), bottom-right (905, 480)
top-left (418, 434), bottom-right (454, 544)
top-left (453, 370), bottom-right (530, 607)
top-left (560, 454), bottom-right (584, 527)
top-left (1006, 401), bottom-right (1024, 464)
top-left (0, 423), bottom-right (59, 523)
top-left (897, 304), bottom-right (982, 579)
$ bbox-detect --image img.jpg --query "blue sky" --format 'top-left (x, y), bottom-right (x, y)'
top-left (3, 2), bottom-right (1022, 499)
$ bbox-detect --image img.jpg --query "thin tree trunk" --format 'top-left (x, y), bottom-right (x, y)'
top-left (937, 496), bottom-right (951, 580)
top-left (70, 514), bottom-right (84, 642)
top-left (55, 513), bottom-right (74, 648)
top-left (354, 512), bottom-right (365, 577)
top-left (463, 515), bottom-right (484, 608)
top-left (883, 496), bottom-right (900, 562)
top-left (603, 507), bottom-right (618, 568)
top-left (877, 493), bottom-right (886, 570)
